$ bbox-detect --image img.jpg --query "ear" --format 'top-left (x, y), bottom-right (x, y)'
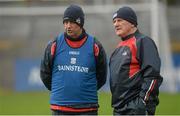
top-left (130, 23), bottom-right (135, 28)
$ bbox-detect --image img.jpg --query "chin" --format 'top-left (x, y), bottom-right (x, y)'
top-left (116, 32), bottom-right (123, 37)
top-left (67, 33), bottom-right (73, 36)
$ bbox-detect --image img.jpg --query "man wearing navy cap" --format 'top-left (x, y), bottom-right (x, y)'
top-left (40, 4), bottom-right (107, 115)
top-left (109, 6), bottom-right (163, 115)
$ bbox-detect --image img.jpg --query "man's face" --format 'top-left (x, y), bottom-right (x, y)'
top-left (113, 18), bottom-right (134, 37)
top-left (64, 20), bottom-right (82, 38)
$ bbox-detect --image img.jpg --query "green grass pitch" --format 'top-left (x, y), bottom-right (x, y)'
top-left (0, 91), bottom-right (180, 115)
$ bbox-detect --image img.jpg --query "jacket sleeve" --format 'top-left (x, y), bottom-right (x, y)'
top-left (94, 37), bottom-right (107, 90)
top-left (138, 37), bottom-right (163, 105)
top-left (40, 40), bottom-right (56, 91)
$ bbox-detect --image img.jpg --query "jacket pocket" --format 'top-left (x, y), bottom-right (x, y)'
top-left (127, 97), bottom-right (147, 115)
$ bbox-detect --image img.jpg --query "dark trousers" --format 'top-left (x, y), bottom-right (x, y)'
top-left (52, 110), bottom-right (98, 115)
top-left (113, 97), bottom-right (156, 115)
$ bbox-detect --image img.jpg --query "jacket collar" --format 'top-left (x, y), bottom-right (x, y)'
top-left (121, 29), bottom-right (139, 41)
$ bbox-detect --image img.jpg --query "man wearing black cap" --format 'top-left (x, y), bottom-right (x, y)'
top-left (109, 6), bottom-right (163, 115)
top-left (40, 4), bottom-right (107, 115)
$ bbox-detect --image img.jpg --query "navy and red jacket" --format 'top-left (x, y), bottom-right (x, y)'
top-left (109, 30), bottom-right (163, 109)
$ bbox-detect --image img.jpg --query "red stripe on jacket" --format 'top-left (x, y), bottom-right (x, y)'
top-left (144, 79), bottom-right (157, 101)
top-left (51, 42), bottom-right (56, 57)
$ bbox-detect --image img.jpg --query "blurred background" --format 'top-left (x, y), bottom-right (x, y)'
top-left (0, 0), bottom-right (180, 115)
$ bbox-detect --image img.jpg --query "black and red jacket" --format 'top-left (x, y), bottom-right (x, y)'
top-left (109, 30), bottom-right (163, 108)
